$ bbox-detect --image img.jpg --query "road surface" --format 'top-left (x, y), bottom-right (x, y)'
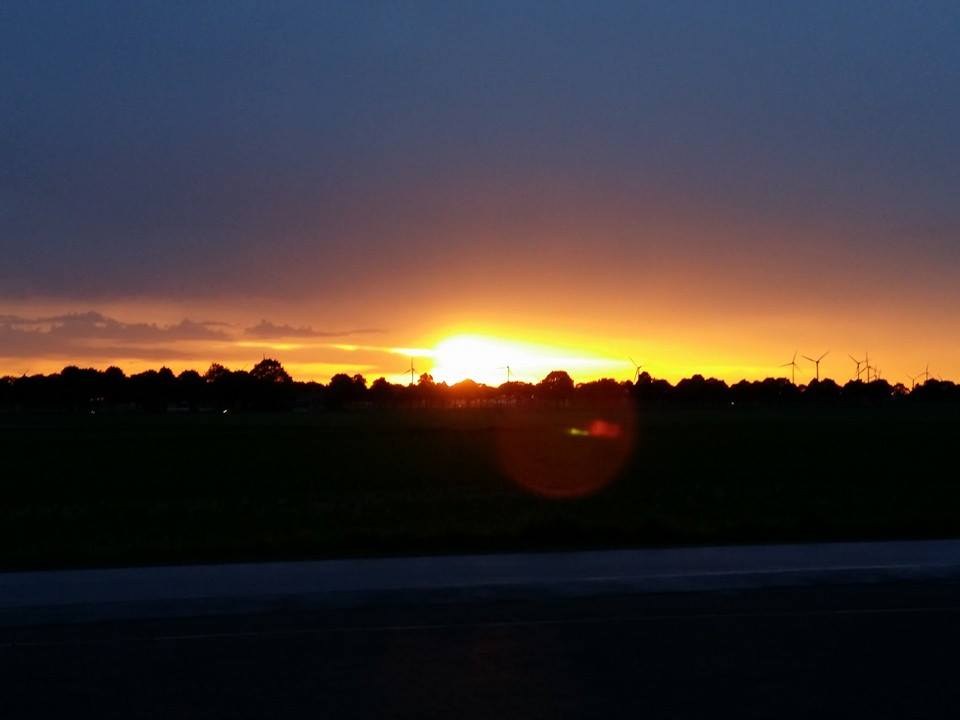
top-left (4, 542), bottom-right (960, 718)
top-left (4, 583), bottom-right (960, 718)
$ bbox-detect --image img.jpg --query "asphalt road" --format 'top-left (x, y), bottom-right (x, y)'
top-left (4, 581), bottom-right (960, 719)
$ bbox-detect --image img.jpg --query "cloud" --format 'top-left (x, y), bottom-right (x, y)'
top-left (0, 311), bottom-right (384, 365)
top-left (244, 320), bottom-right (383, 339)
top-left (0, 312), bottom-right (231, 359)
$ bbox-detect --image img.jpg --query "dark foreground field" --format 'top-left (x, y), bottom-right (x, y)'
top-left (1, 406), bottom-right (958, 569)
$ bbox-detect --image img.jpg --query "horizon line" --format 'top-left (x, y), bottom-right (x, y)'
top-left (0, 360), bottom-right (952, 389)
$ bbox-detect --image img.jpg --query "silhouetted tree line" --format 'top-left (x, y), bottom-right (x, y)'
top-left (1, 360), bottom-right (959, 413)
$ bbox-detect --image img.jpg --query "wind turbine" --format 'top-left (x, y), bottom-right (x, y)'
top-left (864, 351), bottom-right (873, 383)
top-left (919, 363), bottom-right (931, 384)
top-left (781, 351), bottom-right (800, 385)
top-left (497, 365), bottom-right (512, 384)
top-left (908, 373), bottom-right (919, 390)
top-left (407, 357), bottom-right (417, 386)
top-left (628, 357), bottom-right (643, 383)
top-left (802, 350), bottom-right (829, 382)
top-left (849, 354), bottom-right (864, 381)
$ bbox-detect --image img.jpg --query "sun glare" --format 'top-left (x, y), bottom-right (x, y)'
top-left (428, 335), bottom-right (627, 385)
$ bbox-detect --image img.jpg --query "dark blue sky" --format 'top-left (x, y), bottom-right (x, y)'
top-left (2, 2), bottom-right (959, 381)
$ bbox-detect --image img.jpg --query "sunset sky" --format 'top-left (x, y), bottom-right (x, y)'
top-left (2, 2), bottom-right (959, 384)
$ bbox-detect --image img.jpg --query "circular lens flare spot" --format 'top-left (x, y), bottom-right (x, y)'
top-left (496, 409), bottom-right (636, 499)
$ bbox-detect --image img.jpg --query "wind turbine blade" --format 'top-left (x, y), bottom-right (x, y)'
top-left (819, 351), bottom-right (830, 361)
top-left (802, 356), bottom-right (815, 363)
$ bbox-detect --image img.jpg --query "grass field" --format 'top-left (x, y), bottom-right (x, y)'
top-left (1, 405), bottom-right (958, 570)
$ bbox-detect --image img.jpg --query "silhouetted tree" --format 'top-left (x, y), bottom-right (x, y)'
top-left (803, 378), bottom-right (842, 404)
top-left (204, 363), bottom-right (232, 383)
top-left (127, 367), bottom-right (175, 411)
top-left (576, 378), bottom-right (628, 406)
top-left (369, 377), bottom-right (402, 407)
top-left (449, 378), bottom-right (484, 406)
top-left (411, 373), bottom-right (443, 406)
top-left (250, 358), bottom-right (292, 384)
top-left (632, 371), bottom-right (673, 406)
top-left (176, 370), bottom-right (205, 410)
top-left (730, 378), bottom-right (798, 406)
top-left (245, 358), bottom-right (295, 409)
top-left (536, 371), bottom-right (575, 405)
top-left (326, 373), bottom-right (367, 408)
top-left (58, 365), bottom-right (101, 410)
top-left (497, 380), bottom-right (535, 406)
top-left (203, 363), bottom-right (234, 409)
top-left (674, 375), bottom-right (728, 406)
top-left (910, 379), bottom-right (960, 405)
top-left (101, 366), bottom-right (127, 405)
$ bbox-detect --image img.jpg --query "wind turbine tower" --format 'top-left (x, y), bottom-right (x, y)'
top-left (408, 358), bottom-right (417, 386)
top-left (849, 355), bottom-right (864, 382)
top-left (781, 351), bottom-right (800, 385)
top-left (802, 350), bottom-right (829, 382)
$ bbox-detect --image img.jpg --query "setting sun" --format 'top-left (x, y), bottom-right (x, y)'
top-left (426, 335), bottom-right (628, 386)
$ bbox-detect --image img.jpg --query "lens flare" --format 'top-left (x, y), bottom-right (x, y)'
top-left (497, 408), bottom-right (636, 498)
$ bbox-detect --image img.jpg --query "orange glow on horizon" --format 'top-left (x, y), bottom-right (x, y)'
top-left (1, 302), bottom-right (959, 387)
